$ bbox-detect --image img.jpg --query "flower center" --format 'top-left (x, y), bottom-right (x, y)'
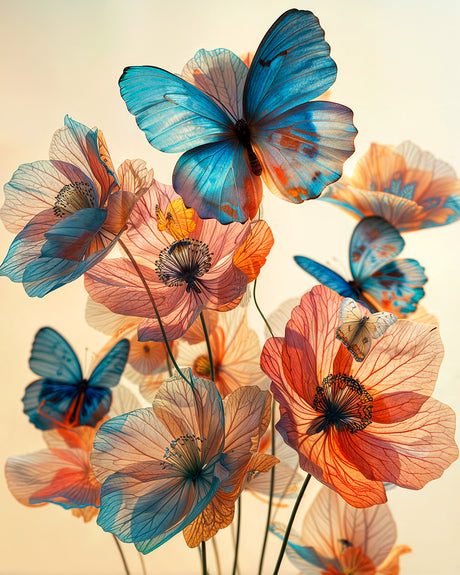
top-left (53, 182), bottom-right (97, 218)
top-left (193, 355), bottom-right (211, 378)
top-left (154, 239), bottom-right (212, 293)
top-left (308, 374), bottom-right (373, 435)
top-left (161, 434), bottom-right (207, 479)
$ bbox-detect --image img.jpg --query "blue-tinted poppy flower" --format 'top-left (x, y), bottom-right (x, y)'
top-left (321, 141), bottom-right (460, 232)
top-left (91, 373), bottom-right (276, 552)
top-left (0, 116), bottom-right (152, 296)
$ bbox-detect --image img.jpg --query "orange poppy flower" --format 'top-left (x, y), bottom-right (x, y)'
top-left (321, 141), bottom-right (460, 232)
top-left (261, 285), bottom-right (458, 507)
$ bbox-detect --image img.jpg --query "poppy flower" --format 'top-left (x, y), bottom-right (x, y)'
top-left (0, 116), bottom-right (152, 296)
top-left (271, 486), bottom-right (411, 574)
top-left (321, 141), bottom-right (460, 232)
top-left (5, 386), bottom-right (140, 520)
top-left (85, 179), bottom-right (272, 342)
top-left (260, 285), bottom-right (458, 507)
top-left (139, 304), bottom-right (269, 401)
top-left (90, 373), bottom-right (276, 552)
top-left (85, 297), bottom-right (220, 398)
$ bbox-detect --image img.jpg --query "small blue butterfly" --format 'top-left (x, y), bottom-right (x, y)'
top-left (119, 9), bottom-right (357, 224)
top-left (23, 327), bottom-right (130, 430)
top-left (295, 216), bottom-right (427, 316)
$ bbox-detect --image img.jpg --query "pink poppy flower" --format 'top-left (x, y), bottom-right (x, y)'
top-left (260, 285), bottom-right (458, 507)
top-left (91, 373), bottom-right (276, 552)
top-left (0, 116), bottom-right (152, 296)
top-left (85, 179), bottom-right (272, 341)
top-left (272, 486), bottom-right (411, 574)
top-left (321, 141), bottom-right (460, 231)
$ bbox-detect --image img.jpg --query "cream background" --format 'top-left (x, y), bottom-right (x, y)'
top-left (1, 1), bottom-right (459, 574)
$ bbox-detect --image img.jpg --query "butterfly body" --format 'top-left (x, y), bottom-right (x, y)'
top-left (295, 216), bottom-right (427, 316)
top-left (336, 297), bottom-right (397, 361)
top-left (23, 327), bottom-right (129, 430)
top-left (120, 10), bottom-right (357, 223)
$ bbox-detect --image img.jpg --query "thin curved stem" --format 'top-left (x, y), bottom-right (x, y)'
top-left (253, 276), bottom-right (276, 575)
top-left (231, 497), bottom-right (242, 575)
top-left (253, 278), bottom-right (275, 338)
top-left (112, 534), bottom-right (130, 575)
top-left (257, 402), bottom-right (276, 575)
top-left (201, 541), bottom-right (207, 575)
top-left (138, 550), bottom-right (147, 575)
top-left (118, 239), bottom-right (190, 384)
top-left (272, 474), bottom-right (311, 575)
top-left (212, 537), bottom-right (222, 575)
top-left (200, 311), bottom-right (215, 382)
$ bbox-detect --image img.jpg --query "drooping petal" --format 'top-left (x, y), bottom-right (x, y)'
top-left (5, 447), bottom-right (100, 509)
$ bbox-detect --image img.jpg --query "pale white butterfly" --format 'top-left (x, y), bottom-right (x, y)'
top-left (336, 298), bottom-right (397, 362)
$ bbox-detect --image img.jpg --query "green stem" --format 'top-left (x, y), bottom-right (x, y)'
top-left (272, 474), bottom-right (311, 575)
top-left (212, 537), bottom-right (222, 575)
top-left (200, 311), bottom-right (215, 382)
top-left (118, 239), bottom-right (190, 384)
top-left (201, 541), bottom-right (207, 575)
top-left (257, 402), bottom-right (276, 575)
top-left (253, 276), bottom-right (277, 575)
top-left (138, 550), bottom-right (147, 575)
top-left (112, 534), bottom-right (130, 575)
top-left (231, 497), bottom-right (242, 575)
top-left (253, 278), bottom-right (275, 338)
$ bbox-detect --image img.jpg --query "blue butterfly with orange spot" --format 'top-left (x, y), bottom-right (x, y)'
top-left (23, 327), bottom-right (130, 430)
top-left (119, 9), bottom-right (357, 224)
top-left (295, 216), bottom-right (427, 317)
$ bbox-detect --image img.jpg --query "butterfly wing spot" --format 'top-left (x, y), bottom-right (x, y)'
top-left (259, 49), bottom-right (289, 67)
top-left (303, 146), bottom-right (317, 159)
top-left (336, 298), bottom-right (397, 361)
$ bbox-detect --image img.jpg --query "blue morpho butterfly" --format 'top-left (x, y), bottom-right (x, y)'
top-left (23, 327), bottom-right (130, 430)
top-left (295, 216), bottom-right (428, 316)
top-left (119, 9), bottom-right (357, 224)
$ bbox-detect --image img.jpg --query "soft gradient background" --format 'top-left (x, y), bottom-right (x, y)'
top-left (1, 1), bottom-right (459, 573)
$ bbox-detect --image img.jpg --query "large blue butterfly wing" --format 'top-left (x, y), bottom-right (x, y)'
top-left (245, 10), bottom-right (337, 121)
top-left (361, 258), bottom-right (427, 316)
top-left (88, 338), bottom-right (130, 389)
top-left (173, 139), bottom-right (262, 223)
top-left (246, 10), bottom-right (357, 201)
top-left (349, 217), bottom-right (405, 281)
top-left (119, 66), bottom-right (234, 153)
top-left (253, 101), bottom-right (357, 202)
top-left (29, 327), bottom-right (82, 383)
top-left (294, 255), bottom-right (357, 298)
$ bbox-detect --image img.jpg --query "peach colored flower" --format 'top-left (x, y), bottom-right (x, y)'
top-left (260, 285), bottom-right (458, 507)
top-left (85, 180), bottom-right (271, 341)
top-left (322, 141), bottom-right (460, 232)
top-left (272, 486), bottom-right (411, 574)
top-left (0, 116), bottom-right (151, 296)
